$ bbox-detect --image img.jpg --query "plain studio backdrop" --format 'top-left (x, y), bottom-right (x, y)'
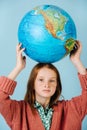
top-left (0, 0), bottom-right (87, 129)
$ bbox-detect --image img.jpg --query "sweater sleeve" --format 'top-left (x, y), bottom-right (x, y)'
top-left (0, 76), bottom-right (16, 95)
top-left (66, 73), bottom-right (87, 120)
top-left (0, 76), bottom-right (18, 127)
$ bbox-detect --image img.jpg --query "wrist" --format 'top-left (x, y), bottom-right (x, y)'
top-left (73, 60), bottom-right (86, 75)
top-left (71, 58), bottom-right (81, 66)
top-left (7, 67), bottom-right (23, 80)
top-left (15, 66), bottom-right (24, 73)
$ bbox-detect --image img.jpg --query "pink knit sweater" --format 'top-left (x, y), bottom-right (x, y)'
top-left (0, 73), bottom-right (87, 130)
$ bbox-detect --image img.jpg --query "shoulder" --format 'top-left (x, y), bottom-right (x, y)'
top-left (52, 100), bottom-right (66, 110)
top-left (52, 99), bottom-right (76, 110)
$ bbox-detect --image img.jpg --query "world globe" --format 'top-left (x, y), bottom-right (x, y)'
top-left (18, 5), bottom-right (77, 63)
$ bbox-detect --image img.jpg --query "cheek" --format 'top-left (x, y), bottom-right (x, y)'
top-left (51, 86), bottom-right (57, 94)
top-left (34, 82), bottom-right (41, 91)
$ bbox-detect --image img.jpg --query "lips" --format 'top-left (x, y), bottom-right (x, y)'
top-left (43, 89), bottom-right (51, 92)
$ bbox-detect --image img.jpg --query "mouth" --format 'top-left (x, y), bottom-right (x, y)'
top-left (43, 90), bottom-right (51, 92)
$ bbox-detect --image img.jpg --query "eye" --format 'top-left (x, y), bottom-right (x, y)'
top-left (39, 78), bottom-right (44, 82)
top-left (50, 79), bottom-right (56, 83)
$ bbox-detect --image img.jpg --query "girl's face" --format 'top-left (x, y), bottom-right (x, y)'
top-left (34, 67), bottom-right (57, 101)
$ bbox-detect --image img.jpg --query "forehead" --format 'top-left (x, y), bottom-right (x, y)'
top-left (37, 67), bottom-right (57, 77)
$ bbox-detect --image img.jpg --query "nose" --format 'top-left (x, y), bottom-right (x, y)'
top-left (44, 81), bottom-right (49, 88)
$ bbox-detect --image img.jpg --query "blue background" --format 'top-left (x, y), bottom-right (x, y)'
top-left (0, 0), bottom-right (87, 129)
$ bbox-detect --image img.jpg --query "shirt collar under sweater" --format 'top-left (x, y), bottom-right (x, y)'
top-left (34, 101), bottom-right (53, 130)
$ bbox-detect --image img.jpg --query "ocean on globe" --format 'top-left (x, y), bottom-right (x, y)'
top-left (18, 5), bottom-right (77, 63)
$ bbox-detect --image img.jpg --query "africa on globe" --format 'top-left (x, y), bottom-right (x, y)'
top-left (18, 5), bottom-right (77, 63)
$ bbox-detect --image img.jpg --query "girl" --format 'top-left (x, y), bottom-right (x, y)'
top-left (0, 41), bottom-right (87, 130)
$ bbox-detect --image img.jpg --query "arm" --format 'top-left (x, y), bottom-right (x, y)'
top-left (0, 44), bottom-right (26, 127)
top-left (0, 43), bottom-right (26, 96)
top-left (67, 41), bottom-right (87, 120)
top-left (70, 40), bottom-right (86, 75)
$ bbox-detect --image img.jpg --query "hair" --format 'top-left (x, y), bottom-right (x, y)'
top-left (24, 63), bottom-right (62, 112)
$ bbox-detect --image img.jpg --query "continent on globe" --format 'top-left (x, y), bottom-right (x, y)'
top-left (18, 5), bottom-right (77, 63)
top-left (64, 38), bottom-right (76, 55)
top-left (34, 7), bottom-right (67, 40)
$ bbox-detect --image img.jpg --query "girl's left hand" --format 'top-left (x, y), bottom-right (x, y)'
top-left (70, 40), bottom-right (82, 65)
top-left (70, 40), bottom-right (86, 74)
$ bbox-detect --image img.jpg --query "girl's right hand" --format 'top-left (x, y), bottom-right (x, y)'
top-left (16, 43), bottom-right (26, 71)
top-left (7, 44), bottom-right (26, 80)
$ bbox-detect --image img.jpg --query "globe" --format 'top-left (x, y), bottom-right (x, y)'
top-left (18, 5), bottom-right (77, 63)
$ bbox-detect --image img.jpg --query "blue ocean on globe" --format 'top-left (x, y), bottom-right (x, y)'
top-left (18, 5), bottom-right (77, 63)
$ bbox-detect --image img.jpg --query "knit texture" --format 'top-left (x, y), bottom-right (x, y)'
top-left (0, 73), bottom-right (87, 130)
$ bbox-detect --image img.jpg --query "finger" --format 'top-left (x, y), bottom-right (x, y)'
top-left (16, 44), bottom-right (25, 55)
top-left (73, 43), bottom-right (78, 50)
top-left (70, 43), bottom-right (78, 56)
top-left (72, 40), bottom-right (81, 51)
top-left (16, 43), bottom-right (21, 52)
top-left (20, 47), bottom-right (25, 53)
top-left (70, 40), bottom-right (82, 57)
top-left (18, 43), bottom-right (22, 50)
top-left (76, 40), bottom-right (82, 47)
top-left (23, 56), bottom-right (26, 60)
top-left (75, 40), bottom-right (82, 52)
top-left (17, 48), bottom-right (25, 58)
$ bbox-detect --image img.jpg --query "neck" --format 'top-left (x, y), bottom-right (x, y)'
top-left (36, 97), bottom-right (50, 108)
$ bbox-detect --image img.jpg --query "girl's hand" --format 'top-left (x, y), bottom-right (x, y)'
top-left (70, 40), bottom-right (82, 65)
top-left (8, 44), bottom-right (26, 80)
top-left (16, 43), bottom-right (26, 71)
top-left (70, 41), bottom-right (86, 74)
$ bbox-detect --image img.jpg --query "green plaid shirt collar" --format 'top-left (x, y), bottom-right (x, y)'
top-left (34, 101), bottom-right (53, 130)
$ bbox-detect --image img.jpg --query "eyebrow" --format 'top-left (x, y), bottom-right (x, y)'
top-left (37, 76), bottom-right (56, 79)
